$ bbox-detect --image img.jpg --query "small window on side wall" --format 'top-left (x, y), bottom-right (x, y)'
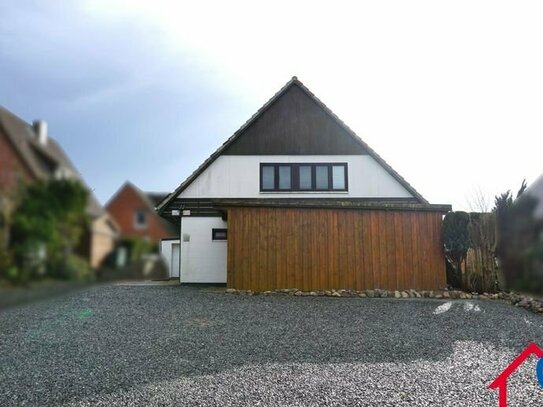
top-left (212, 228), bottom-right (227, 241)
top-left (134, 209), bottom-right (147, 229)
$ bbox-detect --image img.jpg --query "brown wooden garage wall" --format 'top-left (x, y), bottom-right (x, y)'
top-left (227, 207), bottom-right (446, 291)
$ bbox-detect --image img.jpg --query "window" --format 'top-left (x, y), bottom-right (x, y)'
top-left (261, 165), bottom-right (275, 190)
top-left (134, 209), bottom-right (147, 229)
top-left (299, 165), bottom-right (312, 190)
top-left (278, 165), bottom-right (291, 189)
top-left (332, 165), bottom-right (346, 190)
top-left (259, 163), bottom-right (348, 192)
top-left (212, 228), bottom-right (228, 241)
top-left (315, 165), bottom-right (329, 190)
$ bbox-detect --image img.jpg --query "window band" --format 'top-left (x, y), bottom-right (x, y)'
top-left (260, 163), bottom-right (348, 192)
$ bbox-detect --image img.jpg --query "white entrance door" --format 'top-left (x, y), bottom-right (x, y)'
top-left (171, 243), bottom-right (180, 278)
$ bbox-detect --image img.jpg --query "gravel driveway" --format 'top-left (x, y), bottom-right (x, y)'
top-left (1, 284), bottom-right (543, 406)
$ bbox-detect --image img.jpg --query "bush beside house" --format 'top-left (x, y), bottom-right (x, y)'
top-left (1, 180), bottom-right (94, 284)
top-left (443, 180), bottom-right (543, 295)
top-left (495, 183), bottom-right (543, 294)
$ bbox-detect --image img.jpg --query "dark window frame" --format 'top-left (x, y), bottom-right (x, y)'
top-left (133, 209), bottom-right (148, 229)
top-left (259, 163), bottom-right (348, 192)
top-left (212, 228), bottom-right (228, 241)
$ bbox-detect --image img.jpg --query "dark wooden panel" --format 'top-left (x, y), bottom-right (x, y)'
top-left (402, 213), bottom-right (414, 288)
top-left (371, 211), bottom-right (382, 289)
top-left (361, 211), bottom-right (373, 290)
top-left (267, 209), bottom-right (277, 290)
top-left (385, 212), bottom-right (396, 290)
top-left (223, 85), bottom-right (369, 156)
top-left (227, 207), bottom-right (446, 291)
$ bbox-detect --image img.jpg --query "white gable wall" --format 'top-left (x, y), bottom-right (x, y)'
top-left (179, 155), bottom-right (413, 199)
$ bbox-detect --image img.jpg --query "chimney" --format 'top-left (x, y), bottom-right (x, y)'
top-left (32, 120), bottom-right (48, 145)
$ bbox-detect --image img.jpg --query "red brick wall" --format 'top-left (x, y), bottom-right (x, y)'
top-left (0, 129), bottom-right (33, 191)
top-left (106, 184), bottom-right (175, 242)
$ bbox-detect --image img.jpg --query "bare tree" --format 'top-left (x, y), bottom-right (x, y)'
top-left (466, 185), bottom-right (492, 213)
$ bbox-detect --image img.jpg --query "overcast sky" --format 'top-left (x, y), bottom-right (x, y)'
top-left (1, 0), bottom-right (542, 210)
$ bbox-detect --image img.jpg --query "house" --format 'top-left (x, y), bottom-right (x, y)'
top-left (105, 181), bottom-right (177, 243)
top-left (0, 106), bottom-right (119, 268)
top-left (157, 77), bottom-right (451, 290)
top-left (488, 343), bottom-right (543, 407)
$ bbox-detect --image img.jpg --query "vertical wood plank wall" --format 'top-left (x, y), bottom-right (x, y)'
top-left (227, 207), bottom-right (446, 291)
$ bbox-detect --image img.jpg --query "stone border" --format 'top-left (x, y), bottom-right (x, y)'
top-left (225, 288), bottom-right (543, 315)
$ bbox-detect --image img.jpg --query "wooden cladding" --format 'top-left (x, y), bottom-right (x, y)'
top-left (227, 207), bottom-right (446, 291)
top-left (223, 85), bottom-right (369, 156)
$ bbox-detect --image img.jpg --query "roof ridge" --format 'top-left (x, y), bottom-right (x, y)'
top-left (108, 181), bottom-right (160, 212)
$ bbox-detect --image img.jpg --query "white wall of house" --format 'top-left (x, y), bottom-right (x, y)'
top-left (180, 217), bottom-right (227, 283)
top-left (159, 239), bottom-right (180, 278)
top-left (179, 155), bottom-right (413, 199)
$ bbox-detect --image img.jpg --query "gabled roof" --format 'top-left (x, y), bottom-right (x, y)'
top-left (105, 181), bottom-right (178, 235)
top-left (106, 181), bottom-right (169, 212)
top-left (146, 192), bottom-right (170, 207)
top-left (0, 105), bottom-right (103, 218)
top-left (157, 77), bottom-right (428, 214)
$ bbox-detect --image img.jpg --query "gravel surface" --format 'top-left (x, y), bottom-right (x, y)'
top-left (0, 281), bottom-right (91, 310)
top-left (1, 285), bottom-right (543, 406)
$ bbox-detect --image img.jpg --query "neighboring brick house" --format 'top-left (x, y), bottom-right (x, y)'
top-left (0, 105), bottom-right (119, 268)
top-left (106, 182), bottom-right (177, 243)
top-left (0, 119), bottom-right (32, 190)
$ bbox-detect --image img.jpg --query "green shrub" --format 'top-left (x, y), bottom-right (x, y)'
top-left (3, 266), bottom-right (30, 285)
top-left (119, 237), bottom-right (157, 264)
top-left (495, 184), bottom-right (542, 294)
top-left (52, 254), bottom-right (94, 282)
top-left (442, 211), bottom-right (471, 288)
top-left (0, 248), bottom-right (13, 277)
top-left (9, 179), bottom-right (89, 281)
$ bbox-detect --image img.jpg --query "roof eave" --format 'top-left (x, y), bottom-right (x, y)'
top-left (211, 199), bottom-right (451, 213)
